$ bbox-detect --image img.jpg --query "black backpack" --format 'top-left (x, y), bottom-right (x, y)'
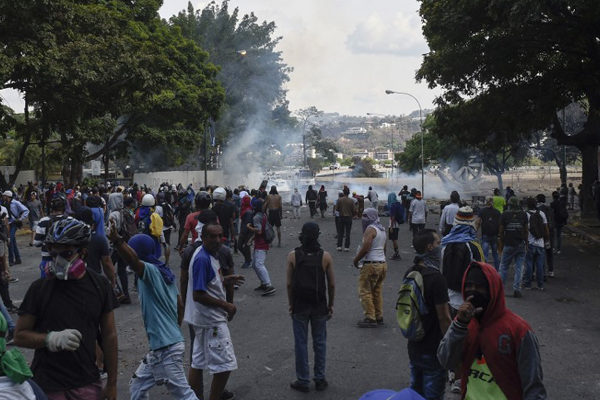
top-left (120, 210), bottom-right (138, 241)
top-left (160, 202), bottom-right (175, 228)
top-left (442, 241), bottom-right (484, 292)
top-left (528, 210), bottom-right (546, 239)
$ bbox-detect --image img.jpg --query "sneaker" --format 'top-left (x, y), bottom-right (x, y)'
top-left (376, 318), bottom-right (384, 326)
top-left (537, 287), bottom-right (545, 291)
top-left (220, 389), bottom-right (235, 400)
top-left (356, 318), bottom-right (377, 328)
top-left (556, 250), bottom-right (561, 255)
top-left (262, 286), bottom-right (276, 296)
top-left (513, 290), bottom-right (522, 298)
top-left (254, 284), bottom-right (268, 291)
top-left (391, 253), bottom-right (401, 260)
top-left (9, 277), bottom-right (19, 283)
top-left (119, 295), bottom-right (132, 305)
top-left (15, 259), bottom-right (22, 265)
top-left (523, 285), bottom-right (532, 290)
top-left (315, 379), bottom-right (328, 391)
top-left (336, 247), bottom-right (342, 251)
top-left (548, 271), bottom-right (555, 278)
top-left (451, 379), bottom-right (461, 393)
top-left (343, 248), bottom-right (350, 252)
top-left (241, 261), bottom-right (251, 269)
top-left (290, 380), bottom-right (310, 393)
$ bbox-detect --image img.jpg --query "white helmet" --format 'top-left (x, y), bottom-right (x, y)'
top-left (212, 187), bottom-right (226, 201)
top-left (141, 193), bottom-right (155, 207)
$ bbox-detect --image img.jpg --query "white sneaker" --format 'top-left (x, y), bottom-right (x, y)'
top-left (336, 247), bottom-right (342, 251)
top-left (343, 248), bottom-right (350, 252)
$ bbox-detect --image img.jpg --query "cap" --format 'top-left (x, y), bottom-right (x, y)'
top-left (2, 190), bottom-right (13, 198)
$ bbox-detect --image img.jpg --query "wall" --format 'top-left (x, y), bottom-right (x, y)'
top-left (133, 170), bottom-right (225, 190)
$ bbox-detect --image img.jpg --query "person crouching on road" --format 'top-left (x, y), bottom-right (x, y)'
top-left (287, 222), bottom-right (335, 393)
top-left (107, 223), bottom-right (197, 400)
top-left (353, 208), bottom-right (387, 328)
top-left (437, 262), bottom-right (547, 399)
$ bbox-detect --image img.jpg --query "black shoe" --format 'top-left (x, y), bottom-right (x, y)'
top-left (513, 290), bottom-right (522, 298)
top-left (315, 379), bottom-right (328, 391)
top-left (357, 318), bottom-right (377, 328)
top-left (15, 259), bottom-right (22, 265)
top-left (262, 286), bottom-right (276, 296)
top-left (221, 389), bottom-right (235, 400)
top-left (376, 318), bottom-right (384, 326)
top-left (290, 380), bottom-right (310, 393)
top-left (119, 295), bottom-right (132, 305)
top-left (254, 284), bottom-right (268, 291)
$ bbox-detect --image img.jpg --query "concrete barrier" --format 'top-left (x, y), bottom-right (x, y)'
top-left (133, 170), bottom-right (225, 190)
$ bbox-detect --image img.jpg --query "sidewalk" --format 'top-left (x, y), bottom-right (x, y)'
top-left (563, 211), bottom-right (600, 246)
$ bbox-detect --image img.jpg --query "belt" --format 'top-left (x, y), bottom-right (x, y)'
top-left (363, 260), bottom-right (385, 264)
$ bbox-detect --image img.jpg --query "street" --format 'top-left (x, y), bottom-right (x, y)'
top-left (5, 207), bottom-right (600, 399)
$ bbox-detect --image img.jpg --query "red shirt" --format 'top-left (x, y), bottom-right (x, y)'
top-left (184, 211), bottom-right (202, 242)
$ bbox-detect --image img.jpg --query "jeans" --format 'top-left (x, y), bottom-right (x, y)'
top-left (499, 242), bottom-right (526, 291)
top-left (130, 341), bottom-right (197, 400)
top-left (292, 313), bottom-right (327, 385)
top-left (252, 249), bottom-right (271, 286)
top-left (337, 216), bottom-right (352, 249)
top-left (308, 201), bottom-right (317, 217)
top-left (546, 227), bottom-right (554, 273)
top-left (358, 262), bottom-right (387, 320)
top-left (524, 245), bottom-right (545, 289)
top-left (8, 223), bottom-right (20, 263)
top-left (481, 235), bottom-right (499, 270)
top-left (409, 353), bottom-right (447, 400)
top-left (293, 206), bottom-right (301, 218)
top-left (0, 297), bottom-right (15, 332)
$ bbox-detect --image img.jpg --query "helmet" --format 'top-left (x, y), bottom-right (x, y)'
top-left (213, 187), bottom-right (226, 201)
top-left (45, 218), bottom-right (91, 247)
top-left (141, 193), bottom-right (155, 207)
top-left (195, 191), bottom-right (212, 209)
top-left (157, 191), bottom-right (166, 202)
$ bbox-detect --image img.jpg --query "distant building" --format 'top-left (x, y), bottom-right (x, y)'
top-left (343, 127), bottom-right (367, 136)
top-left (373, 150), bottom-right (393, 161)
top-left (353, 150), bottom-right (373, 159)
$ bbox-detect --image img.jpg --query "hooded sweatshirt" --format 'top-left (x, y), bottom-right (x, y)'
top-left (437, 262), bottom-right (547, 400)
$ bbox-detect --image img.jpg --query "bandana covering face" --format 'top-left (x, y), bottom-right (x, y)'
top-left (362, 208), bottom-right (384, 232)
top-left (128, 234), bottom-right (175, 284)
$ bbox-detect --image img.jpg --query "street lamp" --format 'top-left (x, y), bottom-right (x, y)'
top-left (385, 90), bottom-right (424, 196)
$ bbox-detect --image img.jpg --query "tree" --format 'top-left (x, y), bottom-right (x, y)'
top-left (307, 126), bottom-right (339, 163)
top-left (417, 0), bottom-right (600, 217)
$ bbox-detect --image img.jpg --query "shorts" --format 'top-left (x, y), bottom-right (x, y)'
top-left (388, 227), bottom-right (399, 240)
top-left (29, 220), bottom-right (39, 231)
top-left (46, 380), bottom-right (103, 400)
top-left (191, 323), bottom-right (237, 374)
top-left (268, 209), bottom-right (282, 227)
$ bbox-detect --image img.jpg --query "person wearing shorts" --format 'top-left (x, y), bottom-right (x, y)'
top-left (264, 186), bottom-right (283, 247)
top-left (184, 223), bottom-right (244, 400)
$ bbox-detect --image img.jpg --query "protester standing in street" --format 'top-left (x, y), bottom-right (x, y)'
top-left (264, 185), bottom-right (283, 247)
top-left (387, 192), bottom-right (404, 260)
top-left (478, 197), bottom-right (501, 270)
top-left (336, 187), bottom-right (356, 252)
top-left (305, 186), bottom-right (318, 218)
top-left (498, 197), bottom-right (529, 298)
top-left (317, 185), bottom-right (328, 219)
top-left (291, 188), bottom-right (302, 219)
top-left (287, 222), bottom-right (335, 393)
top-left (439, 191), bottom-right (461, 236)
top-left (353, 208), bottom-right (387, 328)
top-left (408, 191), bottom-right (427, 240)
top-left (26, 191), bottom-right (43, 247)
top-left (2, 190), bottom-right (29, 266)
top-left (246, 199), bottom-right (276, 296)
top-left (367, 186), bottom-right (379, 212)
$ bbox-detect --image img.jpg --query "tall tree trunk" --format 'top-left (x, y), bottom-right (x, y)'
top-left (578, 144), bottom-right (599, 219)
top-left (495, 172), bottom-right (504, 192)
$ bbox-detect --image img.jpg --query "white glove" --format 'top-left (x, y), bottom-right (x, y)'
top-left (46, 329), bottom-right (83, 352)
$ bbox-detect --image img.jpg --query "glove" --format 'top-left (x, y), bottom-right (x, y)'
top-left (46, 329), bottom-right (83, 352)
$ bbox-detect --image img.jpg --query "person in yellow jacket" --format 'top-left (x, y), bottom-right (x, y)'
top-left (135, 194), bottom-right (164, 259)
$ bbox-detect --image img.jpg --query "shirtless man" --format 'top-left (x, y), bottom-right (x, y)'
top-left (264, 186), bottom-right (283, 247)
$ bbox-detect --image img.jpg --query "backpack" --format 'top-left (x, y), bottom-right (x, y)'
top-left (396, 268), bottom-right (428, 341)
top-left (160, 202), bottom-right (175, 228)
top-left (120, 210), bottom-right (137, 241)
top-left (262, 214), bottom-right (275, 244)
top-left (528, 210), bottom-right (546, 239)
top-left (391, 203), bottom-right (405, 224)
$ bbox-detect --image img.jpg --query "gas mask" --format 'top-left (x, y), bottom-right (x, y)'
top-left (48, 249), bottom-right (86, 280)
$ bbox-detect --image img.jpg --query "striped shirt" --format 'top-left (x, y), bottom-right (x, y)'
top-left (34, 214), bottom-right (65, 260)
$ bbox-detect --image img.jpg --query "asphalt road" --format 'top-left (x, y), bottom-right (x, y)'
top-left (5, 207), bottom-right (600, 399)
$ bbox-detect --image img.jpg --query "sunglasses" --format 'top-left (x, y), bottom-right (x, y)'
top-left (49, 249), bottom-right (77, 259)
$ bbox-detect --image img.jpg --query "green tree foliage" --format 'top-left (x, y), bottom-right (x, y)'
top-left (171, 1), bottom-right (292, 144)
top-left (417, 0), bottom-right (600, 217)
top-left (307, 126), bottom-right (339, 163)
top-left (0, 0), bottom-right (224, 185)
top-left (351, 157), bottom-right (380, 178)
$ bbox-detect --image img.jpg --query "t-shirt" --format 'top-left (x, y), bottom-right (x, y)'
top-left (252, 212), bottom-right (269, 250)
top-left (213, 202), bottom-right (235, 238)
top-left (337, 196), bottom-right (355, 217)
top-left (184, 246), bottom-right (228, 327)
top-left (137, 262), bottom-right (183, 350)
top-left (500, 210), bottom-right (528, 247)
top-left (526, 210), bottom-right (547, 248)
top-left (479, 206), bottom-right (501, 237)
top-left (465, 355), bottom-right (508, 400)
top-left (409, 199), bottom-right (427, 224)
top-left (492, 196), bottom-right (506, 213)
top-left (34, 214), bottom-right (66, 260)
top-left (406, 265), bottom-right (449, 358)
top-left (19, 271), bottom-right (115, 392)
top-left (184, 211), bottom-right (202, 242)
top-left (27, 199), bottom-right (42, 221)
top-left (85, 234), bottom-right (110, 275)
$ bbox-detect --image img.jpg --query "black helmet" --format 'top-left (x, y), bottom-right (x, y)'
top-left (195, 191), bottom-right (212, 209)
top-left (45, 217), bottom-right (91, 247)
top-left (50, 196), bottom-right (66, 211)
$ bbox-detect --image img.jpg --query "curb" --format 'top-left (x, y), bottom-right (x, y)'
top-left (563, 225), bottom-right (600, 246)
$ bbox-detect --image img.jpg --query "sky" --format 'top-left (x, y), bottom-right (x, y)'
top-left (0, 0), bottom-right (440, 117)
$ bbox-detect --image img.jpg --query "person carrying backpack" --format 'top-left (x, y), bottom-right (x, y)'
top-left (478, 197), bottom-right (501, 270)
top-left (536, 194), bottom-right (555, 278)
top-left (246, 199), bottom-right (276, 296)
top-left (398, 229), bottom-right (451, 400)
top-left (135, 194), bottom-right (164, 260)
top-left (498, 196), bottom-right (529, 298)
top-left (387, 193), bottom-right (405, 260)
top-left (523, 197), bottom-right (549, 291)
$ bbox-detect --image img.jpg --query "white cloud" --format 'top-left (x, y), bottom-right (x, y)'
top-left (346, 12), bottom-right (428, 56)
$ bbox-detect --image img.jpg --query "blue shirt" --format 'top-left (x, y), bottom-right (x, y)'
top-left (7, 199), bottom-right (29, 223)
top-left (138, 262), bottom-right (183, 350)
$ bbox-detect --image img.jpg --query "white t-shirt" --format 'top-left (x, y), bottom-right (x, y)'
top-left (409, 199), bottom-right (427, 224)
top-left (527, 210), bottom-right (547, 248)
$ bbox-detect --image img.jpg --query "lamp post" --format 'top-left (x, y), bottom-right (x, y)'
top-left (385, 90), bottom-right (424, 196)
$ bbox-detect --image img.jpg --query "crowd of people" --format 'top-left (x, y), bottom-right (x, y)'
top-left (0, 178), bottom-right (570, 399)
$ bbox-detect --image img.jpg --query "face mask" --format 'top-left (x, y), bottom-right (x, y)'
top-left (464, 290), bottom-right (490, 314)
top-left (48, 251), bottom-right (86, 280)
top-left (362, 217), bottom-right (370, 232)
top-left (423, 246), bottom-right (441, 269)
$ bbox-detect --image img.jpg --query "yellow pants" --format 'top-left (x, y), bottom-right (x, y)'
top-left (358, 262), bottom-right (387, 320)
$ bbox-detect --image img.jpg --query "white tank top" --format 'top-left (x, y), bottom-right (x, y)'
top-left (364, 226), bottom-right (386, 262)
